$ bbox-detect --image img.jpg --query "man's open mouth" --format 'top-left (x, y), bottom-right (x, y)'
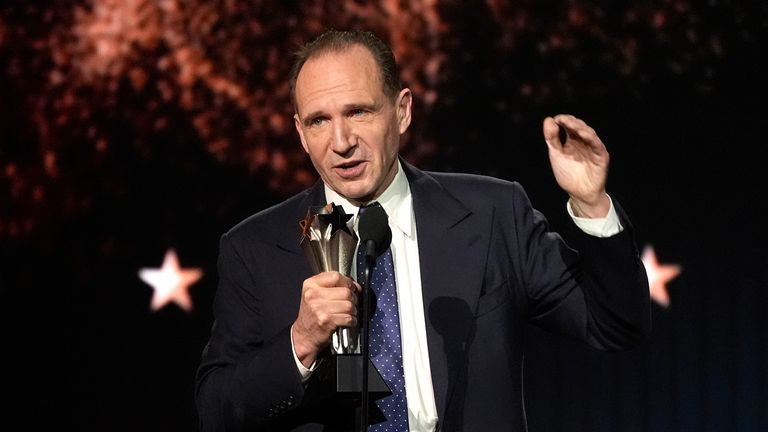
top-left (334, 160), bottom-right (365, 178)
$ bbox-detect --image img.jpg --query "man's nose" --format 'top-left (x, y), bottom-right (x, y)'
top-left (331, 119), bottom-right (357, 154)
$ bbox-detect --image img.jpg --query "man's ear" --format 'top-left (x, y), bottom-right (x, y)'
top-left (396, 88), bottom-right (413, 134)
top-left (294, 113), bottom-right (309, 153)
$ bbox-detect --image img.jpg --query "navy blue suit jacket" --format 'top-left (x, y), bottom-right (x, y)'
top-left (195, 161), bottom-right (651, 431)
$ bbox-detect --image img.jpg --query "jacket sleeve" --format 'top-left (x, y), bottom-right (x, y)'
top-left (511, 183), bottom-right (652, 350)
top-left (195, 233), bottom-right (305, 431)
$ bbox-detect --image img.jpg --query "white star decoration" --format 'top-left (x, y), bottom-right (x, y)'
top-left (139, 248), bottom-right (202, 312)
top-left (641, 245), bottom-right (682, 308)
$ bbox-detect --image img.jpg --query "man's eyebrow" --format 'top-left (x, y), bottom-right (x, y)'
top-left (300, 110), bottom-right (325, 125)
top-left (300, 102), bottom-right (379, 125)
top-left (343, 101), bottom-right (377, 111)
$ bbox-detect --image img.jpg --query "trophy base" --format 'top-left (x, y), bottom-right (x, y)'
top-left (304, 353), bottom-right (391, 399)
top-left (302, 354), bottom-right (392, 428)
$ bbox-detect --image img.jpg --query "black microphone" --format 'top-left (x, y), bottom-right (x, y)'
top-left (358, 202), bottom-right (392, 264)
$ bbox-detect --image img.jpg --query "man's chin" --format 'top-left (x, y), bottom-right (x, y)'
top-left (335, 186), bottom-right (374, 205)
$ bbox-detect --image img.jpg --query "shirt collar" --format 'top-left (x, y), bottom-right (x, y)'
top-left (324, 160), bottom-right (414, 239)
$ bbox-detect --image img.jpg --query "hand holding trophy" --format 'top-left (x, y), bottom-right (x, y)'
top-left (299, 203), bottom-right (360, 354)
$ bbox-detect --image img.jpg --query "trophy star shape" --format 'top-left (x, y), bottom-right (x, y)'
top-left (300, 203), bottom-right (359, 354)
top-left (318, 204), bottom-right (353, 236)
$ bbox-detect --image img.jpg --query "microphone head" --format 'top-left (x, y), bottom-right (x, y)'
top-left (358, 202), bottom-right (391, 257)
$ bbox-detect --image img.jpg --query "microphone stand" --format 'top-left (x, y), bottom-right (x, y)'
top-left (360, 245), bottom-right (375, 432)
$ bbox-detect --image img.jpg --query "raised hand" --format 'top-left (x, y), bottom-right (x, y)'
top-left (542, 114), bottom-right (611, 218)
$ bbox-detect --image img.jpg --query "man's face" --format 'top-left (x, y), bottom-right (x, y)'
top-left (293, 45), bottom-right (412, 205)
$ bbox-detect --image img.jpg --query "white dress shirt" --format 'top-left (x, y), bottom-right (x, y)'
top-left (291, 161), bottom-right (622, 431)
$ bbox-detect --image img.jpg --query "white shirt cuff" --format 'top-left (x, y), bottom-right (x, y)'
top-left (566, 195), bottom-right (623, 237)
top-left (290, 326), bottom-right (317, 383)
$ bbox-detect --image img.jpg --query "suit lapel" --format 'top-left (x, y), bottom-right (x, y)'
top-left (404, 162), bottom-right (488, 423)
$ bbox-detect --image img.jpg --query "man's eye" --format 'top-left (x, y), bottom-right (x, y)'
top-left (350, 109), bottom-right (367, 117)
top-left (309, 117), bottom-right (327, 126)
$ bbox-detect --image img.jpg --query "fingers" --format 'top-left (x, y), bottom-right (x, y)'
top-left (556, 115), bottom-right (595, 146)
top-left (542, 116), bottom-right (563, 149)
top-left (295, 272), bottom-right (359, 340)
top-left (302, 272), bottom-right (359, 315)
top-left (302, 286), bottom-right (358, 310)
top-left (309, 271), bottom-right (361, 293)
top-left (552, 114), bottom-right (589, 130)
top-left (545, 114), bottom-right (604, 154)
top-left (301, 301), bottom-right (358, 330)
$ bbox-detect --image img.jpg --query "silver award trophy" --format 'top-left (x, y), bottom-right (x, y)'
top-left (299, 203), bottom-right (390, 421)
top-left (299, 202), bottom-right (360, 354)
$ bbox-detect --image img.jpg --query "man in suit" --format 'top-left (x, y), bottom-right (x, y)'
top-left (195, 29), bottom-right (651, 431)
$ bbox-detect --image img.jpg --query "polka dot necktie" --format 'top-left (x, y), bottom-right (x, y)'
top-left (357, 207), bottom-right (409, 432)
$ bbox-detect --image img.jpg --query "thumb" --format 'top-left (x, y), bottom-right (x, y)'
top-left (542, 116), bottom-right (562, 149)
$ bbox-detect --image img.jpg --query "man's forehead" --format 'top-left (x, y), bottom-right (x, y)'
top-left (294, 46), bottom-right (385, 113)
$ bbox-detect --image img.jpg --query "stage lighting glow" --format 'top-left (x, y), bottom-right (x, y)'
top-left (138, 248), bottom-right (202, 313)
top-left (641, 244), bottom-right (682, 308)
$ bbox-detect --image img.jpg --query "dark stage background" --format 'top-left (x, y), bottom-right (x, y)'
top-left (1, 1), bottom-right (766, 431)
